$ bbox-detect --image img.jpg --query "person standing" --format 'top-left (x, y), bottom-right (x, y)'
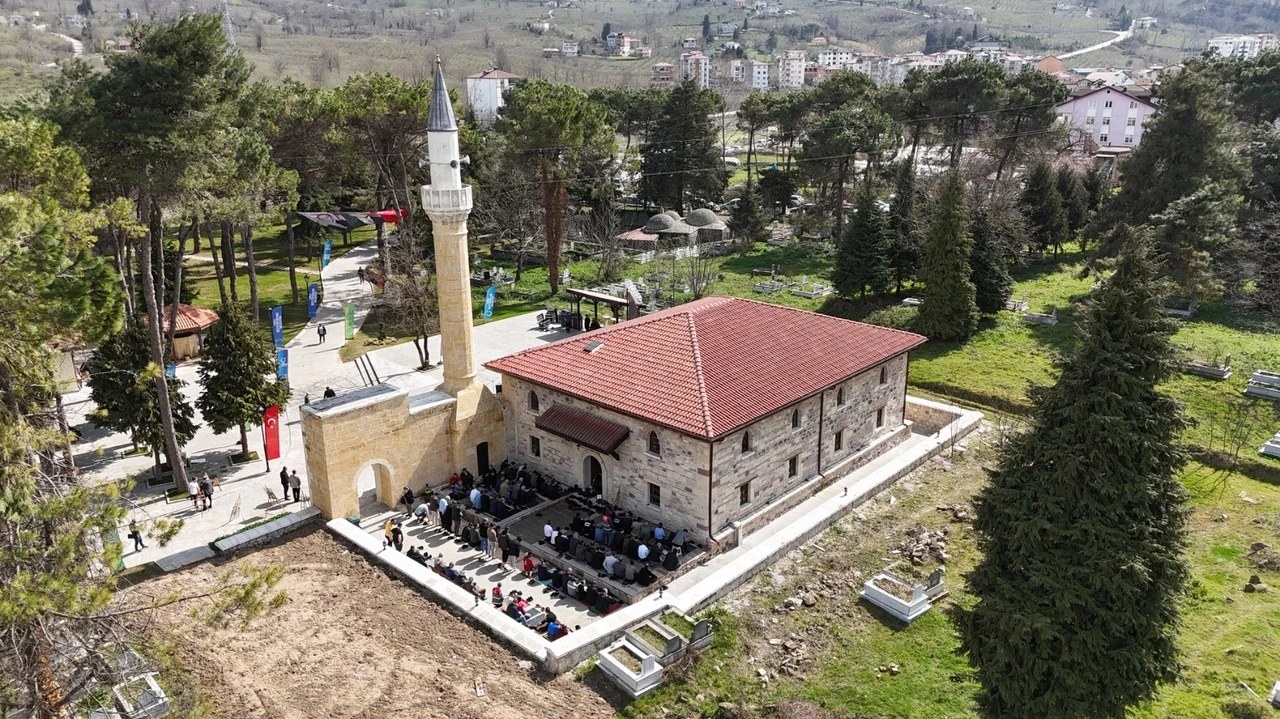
top-left (437, 495), bottom-right (449, 532)
top-left (390, 520), bottom-right (404, 552)
top-left (426, 494), bottom-right (439, 526)
top-left (497, 530), bottom-right (510, 568)
top-left (128, 519), bottom-right (146, 552)
top-left (486, 524), bottom-right (499, 560)
top-left (186, 477), bottom-right (200, 510)
top-left (317, 323), bottom-right (328, 344)
top-left (357, 267), bottom-right (366, 285)
top-left (323, 386), bottom-right (336, 399)
top-left (400, 486), bottom-right (416, 516)
top-left (279, 466), bottom-right (290, 501)
top-left (198, 473), bottom-right (214, 510)
top-left (289, 470), bottom-right (302, 503)
top-left (384, 518), bottom-right (394, 548)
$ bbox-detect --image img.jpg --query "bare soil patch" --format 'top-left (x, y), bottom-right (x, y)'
top-left (138, 526), bottom-right (612, 719)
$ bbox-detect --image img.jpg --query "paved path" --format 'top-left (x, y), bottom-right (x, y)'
top-left (1060, 29), bottom-right (1133, 59)
top-left (185, 253), bottom-right (321, 276)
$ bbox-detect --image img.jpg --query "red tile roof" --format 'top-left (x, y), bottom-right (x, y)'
top-left (486, 296), bottom-right (926, 439)
top-left (145, 304), bottom-right (220, 335)
top-left (535, 403), bottom-right (631, 454)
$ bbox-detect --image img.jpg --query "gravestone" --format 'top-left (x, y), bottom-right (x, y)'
top-left (690, 618), bottom-right (713, 651)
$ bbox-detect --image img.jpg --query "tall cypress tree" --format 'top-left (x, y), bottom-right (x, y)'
top-left (917, 171), bottom-right (978, 340)
top-left (888, 161), bottom-right (922, 293)
top-left (969, 202), bottom-right (1014, 314)
top-left (197, 302), bottom-right (291, 457)
top-left (1055, 165), bottom-right (1090, 236)
top-left (1020, 161), bottom-right (1068, 255)
top-left (959, 232), bottom-right (1189, 719)
top-left (729, 183), bottom-right (770, 253)
top-left (835, 184), bottom-right (892, 299)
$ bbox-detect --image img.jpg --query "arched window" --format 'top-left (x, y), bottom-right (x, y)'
top-left (836, 387), bottom-right (846, 406)
top-left (791, 409), bottom-right (800, 429)
top-left (741, 431), bottom-right (752, 454)
top-left (528, 391), bottom-right (540, 412)
top-left (648, 431), bottom-right (661, 455)
top-left (879, 365), bottom-right (888, 385)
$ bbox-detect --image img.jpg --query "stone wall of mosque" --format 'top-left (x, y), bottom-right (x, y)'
top-left (498, 375), bottom-right (713, 539)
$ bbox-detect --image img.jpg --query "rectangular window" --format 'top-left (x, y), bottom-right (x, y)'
top-left (1104, 100), bottom-right (1113, 108)
top-left (876, 407), bottom-right (885, 428)
top-left (788, 455), bottom-right (798, 477)
top-left (1126, 118), bottom-right (1136, 126)
top-left (1087, 100), bottom-right (1096, 108)
top-left (1102, 117), bottom-right (1110, 125)
top-left (530, 436), bottom-right (541, 457)
top-left (739, 482), bottom-right (751, 506)
top-left (879, 365), bottom-right (888, 385)
top-left (834, 430), bottom-right (844, 452)
top-left (1085, 116), bottom-right (1095, 125)
top-left (1125, 135), bottom-right (1134, 144)
top-left (1100, 134), bottom-right (1109, 143)
top-left (1130, 100), bottom-right (1138, 108)
top-left (648, 483), bottom-right (661, 507)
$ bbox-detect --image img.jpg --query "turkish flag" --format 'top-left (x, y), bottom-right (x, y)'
top-left (263, 405), bottom-right (281, 461)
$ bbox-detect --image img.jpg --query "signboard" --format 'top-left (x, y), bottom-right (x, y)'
top-left (263, 405), bottom-right (281, 461)
top-left (322, 238), bottom-right (333, 269)
top-left (307, 283), bottom-right (319, 319)
top-left (271, 306), bottom-right (284, 347)
top-left (483, 285), bottom-right (497, 320)
top-left (276, 349), bottom-right (289, 388)
top-left (344, 302), bottom-right (356, 340)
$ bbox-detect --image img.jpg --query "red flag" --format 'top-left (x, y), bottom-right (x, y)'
top-left (263, 405), bottom-right (281, 461)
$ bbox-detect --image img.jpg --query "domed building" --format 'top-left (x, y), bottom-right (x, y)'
top-left (684, 208), bottom-right (728, 244)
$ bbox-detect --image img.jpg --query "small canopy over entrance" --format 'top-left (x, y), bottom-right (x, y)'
top-left (535, 403), bottom-right (630, 455)
top-left (565, 287), bottom-right (641, 325)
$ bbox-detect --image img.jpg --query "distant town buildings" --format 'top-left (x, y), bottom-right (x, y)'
top-left (1206, 33), bottom-right (1279, 59)
top-left (650, 62), bottom-right (676, 85)
top-left (1134, 16), bottom-right (1157, 29)
top-left (466, 68), bottom-right (521, 126)
top-left (681, 51), bottom-right (712, 89)
top-left (776, 50), bottom-right (806, 89)
top-left (562, 40), bottom-right (579, 57)
top-left (606, 31), bottom-right (649, 58)
top-left (751, 60), bottom-right (770, 89)
top-left (1056, 86), bottom-right (1156, 150)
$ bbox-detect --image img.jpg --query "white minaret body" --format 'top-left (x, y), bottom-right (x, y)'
top-left (422, 57), bottom-right (478, 397)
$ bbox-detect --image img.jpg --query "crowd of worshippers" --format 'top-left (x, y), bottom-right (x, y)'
top-left (400, 544), bottom-right (578, 640)
top-left (539, 495), bottom-right (694, 580)
top-left (401, 461), bottom-right (574, 523)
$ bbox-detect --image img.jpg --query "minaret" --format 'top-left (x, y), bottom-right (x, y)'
top-left (422, 57), bottom-right (478, 396)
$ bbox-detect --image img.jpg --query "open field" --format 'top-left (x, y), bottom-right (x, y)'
top-left (619, 439), bottom-right (1280, 719)
top-left (135, 525), bottom-right (616, 719)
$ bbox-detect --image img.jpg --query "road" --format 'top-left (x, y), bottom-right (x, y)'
top-left (53, 32), bottom-right (84, 56)
top-left (1060, 29), bottom-right (1133, 60)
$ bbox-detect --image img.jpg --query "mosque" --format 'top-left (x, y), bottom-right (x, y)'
top-left (299, 59), bottom-right (928, 552)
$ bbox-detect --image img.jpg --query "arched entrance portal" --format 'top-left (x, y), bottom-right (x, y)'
top-left (583, 455), bottom-right (603, 497)
top-left (354, 461), bottom-right (395, 516)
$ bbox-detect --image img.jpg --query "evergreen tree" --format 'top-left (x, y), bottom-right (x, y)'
top-left (960, 233), bottom-right (1189, 719)
top-left (1020, 161), bottom-right (1068, 254)
top-left (729, 184), bottom-right (770, 253)
top-left (1055, 165), bottom-right (1090, 236)
top-left (970, 202), bottom-right (1014, 314)
top-left (639, 78), bottom-right (726, 213)
top-left (197, 302), bottom-right (292, 457)
top-left (85, 322), bottom-right (198, 476)
top-left (1081, 165), bottom-right (1105, 211)
top-left (835, 185), bottom-right (892, 299)
top-left (601, 22), bottom-right (611, 42)
top-left (888, 161), bottom-right (922, 292)
top-left (1248, 210), bottom-right (1280, 315)
top-left (702, 14), bottom-right (711, 39)
top-left (917, 171), bottom-right (978, 340)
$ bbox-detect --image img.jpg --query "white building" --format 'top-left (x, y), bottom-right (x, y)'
top-left (776, 50), bottom-right (806, 89)
top-left (1206, 33), bottom-right (1279, 59)
top-left (465, 68), bottom-right (521, 126)
top-left (816, 47), bottom-right (857, 68)
top-left (682, 37), bottom-right (701, 49)
top-left (1134, 16), bottom-right (1157, 29)
top-left (561, 41), bottom-right (579, 57)
top-left (730, 59), bottom-right (746, 83)
top-left (681, 51), bottom-right (712, 89)
top-left (751, 60), bottom-right (770, 89)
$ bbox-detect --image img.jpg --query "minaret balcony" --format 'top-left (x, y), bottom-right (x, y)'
top-left (421, 184), bottom-right (473, 216)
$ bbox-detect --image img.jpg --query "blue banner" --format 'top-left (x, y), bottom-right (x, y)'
top-left (307, 283), bottom-right (319, 319)
top-left (276, 349), bottom-right (289, 388)
top-left (165, 362), bottom-right (177, 378)
top-left (483, 285), bottom-right (497, 320)
top-left (322, 238), bottom-right (333, 269)
top-left (271, 305), bottom-right (284, 347)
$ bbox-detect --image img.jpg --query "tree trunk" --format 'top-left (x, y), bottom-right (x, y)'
top-left (543, 161), bottom-right (562, 294)
top-left (122, 230), bottom-right (136, 318)
top-left (113, 229), bottom-right (134, 320)
top-left (28, 631), bottom-right (69, 719)
top-left (209, 223), bottom-right (228, 305)
top-left (152, 231), bottom-right (166, 320)
top-left (242, 222), bottom-right (260, 322)
top-left (286, 214), bottom-right (300, 304)
top-left (239, 422), bottom-right (249, 458)
top-left (832, 161), bottom-right (849, 241)
top-left (222, 222), bottom-right (239, 301)
top-left (165, 222), bottom-right (189, 355)
top-left (138, 196), bottom-right (188, 491)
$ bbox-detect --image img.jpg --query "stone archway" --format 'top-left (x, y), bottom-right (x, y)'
top-left (582, 454), bottom-right (604, 497)
top-left (355, 459), bottom-right (396, 515)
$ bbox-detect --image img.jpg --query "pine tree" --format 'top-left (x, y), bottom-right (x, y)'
top-left (969, 202), bottom-right (1014, 314)
top-left (702, 14), bottom-right (711, 39)
top-left (1055, 165), bottom-right (1090, 236)
top-left (1249, 211), bottom-right (1280, 315)
top-left (960, 232), bottom-right (1189, 719)
top-left (1020, 161), bottom-right (1068, 255)
top-left (729, 184), bottom-right (770, 253)
top-left (197, 302), bottom-right (291, 457)
top-left (917, 171), bottom-right (978, 340)
top-left (85, 321), bottom-right (198, 476)
top-left (888, 161), bottom-right (922, 292)
top-left (835, 185), bottom-right (892, 299)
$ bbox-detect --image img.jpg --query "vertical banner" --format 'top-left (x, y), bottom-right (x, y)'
top-left (322, 238), bottom-right (333, 269)
top-left (344, 302), bottom-right (356, 340)
top-left (307, 283), bottom-right (319, 319)
top-left (483, 285), bottom-right (497, 320)
top-left (271, 305), bottom-right (284, 347)
top-left (263, 405), bottom-right (281, 461)
top-left (276, 349), bottom-right (289, 388)
top-left (165, 362), bottom-right (177, 378)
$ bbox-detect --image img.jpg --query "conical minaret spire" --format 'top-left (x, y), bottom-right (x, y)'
top-left (428, 55), bottom-right (457, 132)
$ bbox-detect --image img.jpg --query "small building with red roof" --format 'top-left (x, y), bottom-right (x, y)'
top-left (486, 296), bottom-right (926, 539)
top-left (145, 303), bottom-right (220, 360)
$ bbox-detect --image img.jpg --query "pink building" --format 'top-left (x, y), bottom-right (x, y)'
top-left (1055, 86), bottom-right (1156, 150)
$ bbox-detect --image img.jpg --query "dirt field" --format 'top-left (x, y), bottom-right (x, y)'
top-left (139, 527), bottom-right (614, 719)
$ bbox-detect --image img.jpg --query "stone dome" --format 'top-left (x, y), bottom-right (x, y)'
top-left (684, 208), bottom-right (725, 229)
top-left (643, 213), bottom-right (677, 233)
top-left (664, 209), bottom-right (682, 220)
